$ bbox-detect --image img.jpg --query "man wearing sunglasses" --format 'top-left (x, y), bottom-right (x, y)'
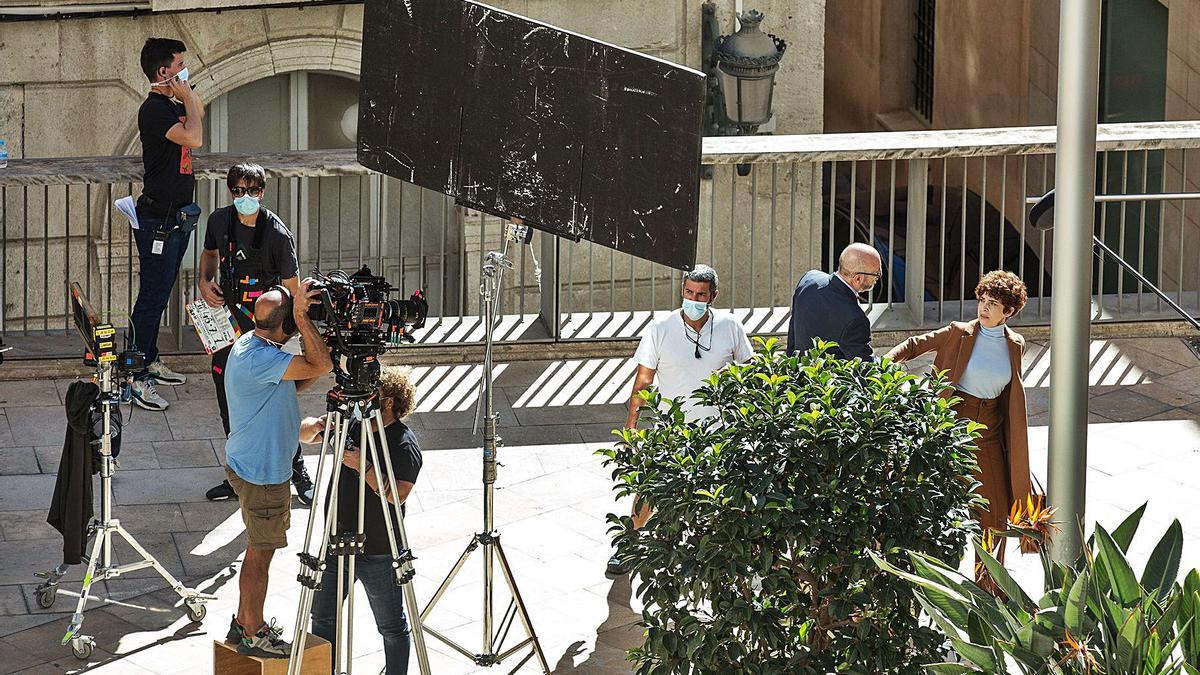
top-left (608, 264), bottom-right (752, 575)
top-left (786, 242), bottom-right (882, 361)
top-left (196, 163), bottom-right (315, 506)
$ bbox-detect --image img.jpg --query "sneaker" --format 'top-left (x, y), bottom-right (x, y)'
top-left (147, 360), bottom-right (187, 386)
top-left (225, 616), bottom-right (243, 644)
top-left (228, 616), bottom-right (281, 644)
top-left (292, 464), bottom-right (314, 507)
top-left (606, 554), bottom-right (632, 576)
top-left (131, 380), bottom-right (169, 411)
top-left (206, 480), bottom-right (237, 502)
top-left (238, 619), bottom-right (292, 659)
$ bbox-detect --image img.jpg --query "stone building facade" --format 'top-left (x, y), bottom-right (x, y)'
top-left (823, 0), bottom-right (1200, 300)
top-left (0, 0), bottom-right (824, 338)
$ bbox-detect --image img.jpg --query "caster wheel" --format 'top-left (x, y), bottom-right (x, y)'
top-left (70, 636), bottom-right (94, 660)
top-left (34, 586), bottom-right (56, 609)
top-left (185, 602), bottom-right (206, 622)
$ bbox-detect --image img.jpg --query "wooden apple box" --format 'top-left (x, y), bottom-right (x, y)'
top-left (213, 634), bottom-right (331, 674)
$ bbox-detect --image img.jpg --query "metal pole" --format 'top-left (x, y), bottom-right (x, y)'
top-left (1047, 0), bottom-right (1101, 564)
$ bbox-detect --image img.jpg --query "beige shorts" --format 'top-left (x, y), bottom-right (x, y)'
top-left (226, 467), bottom-right (291, 550)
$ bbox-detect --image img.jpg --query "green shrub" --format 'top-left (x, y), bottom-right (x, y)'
top-left (601, 339), bottom-right (983, 674)
top-left (874, 503), bottom-right (1200, 674)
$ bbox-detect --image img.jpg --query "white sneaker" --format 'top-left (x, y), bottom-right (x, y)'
top-left (131, 380), bottom-right (169, 411)
top-left (147, 360), bottom-right (186, 385)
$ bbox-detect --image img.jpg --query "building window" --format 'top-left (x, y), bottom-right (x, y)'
top-left (912, 0), bottom-right (935, 122)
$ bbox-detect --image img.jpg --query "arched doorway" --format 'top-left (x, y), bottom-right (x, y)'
top-left (194, 71), bottom-right (463, 318)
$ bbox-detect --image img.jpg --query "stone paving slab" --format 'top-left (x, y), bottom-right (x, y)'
top-left (3, 408), bottom-right (64, 449)
top-left (110, 467), bottom-right (227, 506)
top-left (162, 400), bottom-right (228, 442)
top-left (151, 440), bottom-right (219, 469)
top-left (0, 381), bottom-right (61, 408)
top-left (0, 448), bottom-right (39, 475)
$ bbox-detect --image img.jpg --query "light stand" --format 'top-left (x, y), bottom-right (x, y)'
top-left (288, 387), bottom-right (432, 675)
top-left (35, 284), bottom-right (211, 660)
top-left (420, 222), bottom-right (550, 673)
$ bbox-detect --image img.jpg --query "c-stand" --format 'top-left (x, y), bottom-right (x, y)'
top-left (420, 222), bottom-right (550, 673)
top-left (34, 283), bottom-right (211, 660)
top-left (288, 379), bottom-right (432, 675)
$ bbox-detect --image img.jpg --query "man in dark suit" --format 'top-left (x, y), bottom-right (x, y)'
top-left (786, 243), bottom-right (882, 360)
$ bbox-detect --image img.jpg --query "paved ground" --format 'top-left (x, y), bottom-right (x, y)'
top-left (0, 336), bottom-right (1196, 673)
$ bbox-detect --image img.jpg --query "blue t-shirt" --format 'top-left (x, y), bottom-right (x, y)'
top-left (224, 333), bottom-right (299, 485)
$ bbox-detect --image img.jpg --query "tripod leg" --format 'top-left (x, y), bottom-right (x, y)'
top-left (111, 525), bottom-right (187, 593)
top-left (493, 538), bottom-right (551, 674)
top-left (338, 414), bottom-right (375, 675)
top-left (421, 539), bottom-right (475, 622)
top-left (288, 411), bottom-right (352, 675)
top-left (62, 523), bottom-right (106, 645)
top-left (364, 410), bottom-right (432, 675)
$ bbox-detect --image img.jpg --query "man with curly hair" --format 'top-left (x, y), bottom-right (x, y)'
top-left (302, 366), bottom-right (423, 674)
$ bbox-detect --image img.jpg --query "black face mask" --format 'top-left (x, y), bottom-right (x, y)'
top-left (266, 284), bottom-right (297, 335)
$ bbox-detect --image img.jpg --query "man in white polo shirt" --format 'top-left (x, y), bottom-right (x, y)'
top-left (608, 264), bottom-right (752, 575)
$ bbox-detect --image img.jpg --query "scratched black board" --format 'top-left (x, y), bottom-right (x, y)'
top-left (357, 0), bottom-right (705, 270)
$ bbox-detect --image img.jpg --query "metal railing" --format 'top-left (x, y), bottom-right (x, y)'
top-left (1, 121), bottom-right (1198, 360)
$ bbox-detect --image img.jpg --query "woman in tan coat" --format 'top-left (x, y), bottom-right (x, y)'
top-left (886, 270), bottom-right (1033, 567)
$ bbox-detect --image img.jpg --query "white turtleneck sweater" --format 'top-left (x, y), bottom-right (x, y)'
top-left (956, 323), bottom-right (1012, 400)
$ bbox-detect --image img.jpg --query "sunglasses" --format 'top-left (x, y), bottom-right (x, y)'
top-left (230, 186), bottom-right (265, 198)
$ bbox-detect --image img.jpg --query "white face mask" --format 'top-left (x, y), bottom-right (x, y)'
top-left (151, 67), bottom-right (189, 90)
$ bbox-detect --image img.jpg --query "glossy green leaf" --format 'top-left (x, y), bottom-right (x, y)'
top-left (1095, 524), bottom-right (1144, 606)
top-left (972, 539), bottom-right (1034, 609)
top-left (948, 636), bottom-right (1001, 672)
top-left (1142, 520), bottom-right (1184, 600)
top-left (924, 664), bottom-right (982, 675)
top-left (1111, 502), bottom-right (1148, 553)
top-left (1063, 569), bottom-right (1090, 635)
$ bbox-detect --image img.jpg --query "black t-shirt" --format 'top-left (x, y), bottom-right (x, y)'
top-left (333, 420), bottom-right (423, 555)
top-left (202, 205), bottom-right (300, 302)
top-left (138, 93), bottom-right (195, 214)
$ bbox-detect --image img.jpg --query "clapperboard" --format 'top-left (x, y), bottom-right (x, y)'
top-left (185, 300), bottom-right (241, 354)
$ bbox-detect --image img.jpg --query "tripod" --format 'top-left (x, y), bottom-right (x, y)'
top-left (34, 361), bottom-right (211, 660)
top-left (420, 224), bottom-right (550, 673)
top-left (288, 387), bottom-right (432, 675)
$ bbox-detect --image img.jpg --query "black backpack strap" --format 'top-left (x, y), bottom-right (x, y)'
top-left (252, 208), bottom-right (268, 250)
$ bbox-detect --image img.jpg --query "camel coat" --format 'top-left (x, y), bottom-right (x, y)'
top-left (885, 320), bottom-right (1033, 504)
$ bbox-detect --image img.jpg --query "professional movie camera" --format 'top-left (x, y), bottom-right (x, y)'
top-left (305, 266), bottom-right (427, 393)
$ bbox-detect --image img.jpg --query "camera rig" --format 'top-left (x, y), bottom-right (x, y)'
top-left (305, 266), bottom-right (427, 395)
top-left (70, 283), bottom-right (145, 376)
top-left (40, 283), bottom-right (209, 660)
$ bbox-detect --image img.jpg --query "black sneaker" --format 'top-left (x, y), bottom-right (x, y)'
top-left (606, 554), bottom-right (632, 576)
top-left (225, 615), bottom-right (243, 644)
top-left (238, 619), bottom-right (292, 659)
top-left (292, 464), bottom-right (314, 507)
top-left (206, 480), bottom-right (237, 502)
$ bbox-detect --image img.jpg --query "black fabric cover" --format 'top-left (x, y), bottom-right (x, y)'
top-left (48, 381), bottom-right (99, 565)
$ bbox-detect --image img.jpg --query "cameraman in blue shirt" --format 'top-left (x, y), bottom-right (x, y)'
top-left (221, 281), bottom-right (331, 659)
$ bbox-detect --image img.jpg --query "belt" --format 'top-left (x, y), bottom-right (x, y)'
top-left (136, 194), bottom-right (172, 218)
top-left (954, 390), bottom-right (1000, 408)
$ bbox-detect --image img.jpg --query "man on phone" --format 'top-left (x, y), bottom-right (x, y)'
top-left (130, 37), bottom-right (204, 410)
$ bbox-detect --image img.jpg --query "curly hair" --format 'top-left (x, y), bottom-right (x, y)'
top-left (975, 270), bottom-right (1028, 315)
top-left (379, 366), bottom-right (417, 420)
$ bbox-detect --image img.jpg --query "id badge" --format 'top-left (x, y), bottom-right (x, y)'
top-left (152, 229), bottom-right (168, 255)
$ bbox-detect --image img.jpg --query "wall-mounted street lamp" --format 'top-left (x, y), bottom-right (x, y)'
top-left (702, 3), bottom-right (787, 176)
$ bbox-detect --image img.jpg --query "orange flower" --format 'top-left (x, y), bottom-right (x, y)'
top-left (1009, 493), bottom-right (1059, 554)
top-left (1057, 629), bottom-right (1101, 673)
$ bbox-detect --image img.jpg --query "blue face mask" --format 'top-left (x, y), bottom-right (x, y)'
top-left (682, 299), bottom-right (708, 321)
top-left (233, 195), bottom-right (260, 216)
